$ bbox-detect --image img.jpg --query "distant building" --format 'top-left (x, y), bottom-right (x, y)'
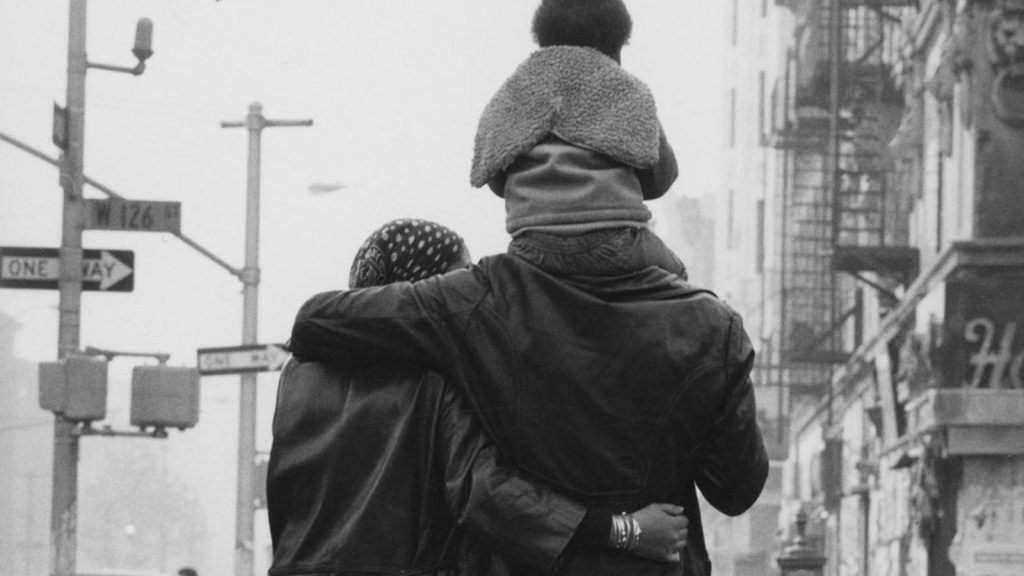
top-left (705, 1), bottom-right (792, 574)
top-left (654, 193), bottom-right (716, 288)
top-left (0, 312), bottom-right (51, 576)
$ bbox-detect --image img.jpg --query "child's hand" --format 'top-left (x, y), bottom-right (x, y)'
top-left (630, 503), bottom-right (688, 563)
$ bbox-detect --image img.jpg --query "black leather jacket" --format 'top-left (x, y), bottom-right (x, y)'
top-left (268, 359), bottom-right (585, 576)
top-left (289, 254), bottom-right (769, 576)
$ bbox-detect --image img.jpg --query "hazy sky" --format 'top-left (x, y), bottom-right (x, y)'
top-left (1, 2), bottom-right (724, 572)
top-left (1, 0), bottom-right (725, 363)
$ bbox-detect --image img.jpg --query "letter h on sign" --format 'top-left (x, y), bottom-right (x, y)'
top-left (965, 318), bottom-right (1023, 388)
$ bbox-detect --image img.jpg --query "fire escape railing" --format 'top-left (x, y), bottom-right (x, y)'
top-left (763, 0), bottom-right (920, 399)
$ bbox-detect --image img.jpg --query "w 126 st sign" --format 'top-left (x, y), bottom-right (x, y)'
top-left (0, 246), bottom-right (134, 292)
top-left (86, 198), bottom-right (181, 234)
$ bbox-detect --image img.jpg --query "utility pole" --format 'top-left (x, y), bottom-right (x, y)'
top-left (221, 103), bottom-right (311, 576)
top-left (52, 3), bottom-right (88, 575)
top-left (52, 3), bottom-right (152, 575)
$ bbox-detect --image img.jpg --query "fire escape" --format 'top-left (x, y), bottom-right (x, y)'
top-left (765, 0), bottom-right (919, 401)
top-left (829, 0), bottom-right (920, 290)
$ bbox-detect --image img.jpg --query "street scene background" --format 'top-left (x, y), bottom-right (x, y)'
top-left (1, 2), bottom-right (723, 575)
top-left (6, 1), bottom-right (1024, 576)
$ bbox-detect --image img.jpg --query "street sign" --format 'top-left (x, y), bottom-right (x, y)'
top-left (85, 198), bottom-right (181, 234)
top-left (0, 246), bottom-right (134, 292)
top-left (196, 343), bottom-right (290, 376)
top-left (52, 102), bottom-right (68, 150)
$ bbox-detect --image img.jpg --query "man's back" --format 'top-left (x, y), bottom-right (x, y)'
top-left (290, 253), bottom-right (769, 576)
top-left (465, 258), bottom-right (738, 495)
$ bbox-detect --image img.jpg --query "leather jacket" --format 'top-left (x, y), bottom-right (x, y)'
top-left (289, 254), bottom-right (770, 576)
top-left (268, 359), bottom-right (585, 576)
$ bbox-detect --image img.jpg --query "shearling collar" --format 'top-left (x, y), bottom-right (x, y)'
top-left (470, 46), bottom-right (661, 188)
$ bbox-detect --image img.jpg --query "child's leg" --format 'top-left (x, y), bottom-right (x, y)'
top-left (509, 229), bottom-right (630, 276)
top-left (508, 227), bottom-right (688, 279)
top-left (631, 228), bottom-right (689, 280)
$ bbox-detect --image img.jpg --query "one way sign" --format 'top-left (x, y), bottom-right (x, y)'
top-left (196, 343), bottom-right (290, 376)
top-left (0, 246), bottom-right (134, 292)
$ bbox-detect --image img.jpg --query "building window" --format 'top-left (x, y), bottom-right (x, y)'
top-left (727, 190), bottom-right (738, 249)
top-left (732, 0), bottom-right (739, 46)
top-left (936, 150), bottom-right (944, 251)
top-left (729, 88), bottom-right (737, 148)
top-left (756, 199), bottom-right (765, 272)
top-left (758, 71), bottom-right (766, 144)
top-left (770, 77), bottom-right (779, 135)
top-left (762, 0), bottom-right (768, 18)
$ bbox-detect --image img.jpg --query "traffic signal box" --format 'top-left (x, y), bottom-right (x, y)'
top-left (39, 357), bottom-right (200, 431)
top-left (130, 365), bottom-right (200, 430)
top-left (39, 355), bottom-right (109, 422)
top-left (253, 456), bottom-right (269, 509)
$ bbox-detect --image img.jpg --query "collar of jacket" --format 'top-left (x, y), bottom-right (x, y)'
top-left (471, 46), bottom-right (661, 189)
top-left (478, 254), bottom-right (715, 303)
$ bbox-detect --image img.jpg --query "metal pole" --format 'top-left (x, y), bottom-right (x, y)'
top-left (236, 102), bottom-right (263, 576)
top-left (222, 103), bottom-right (311, 576)
top-left (827, 0), bottom-right (843, 431)
top-left (829, 0), bottom-right (842, 248)
top-left (52, 1), bottom-right (87, 574)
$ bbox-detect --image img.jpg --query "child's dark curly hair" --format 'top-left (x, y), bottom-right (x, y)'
top-left (531, 0), bottom-right (633, 61)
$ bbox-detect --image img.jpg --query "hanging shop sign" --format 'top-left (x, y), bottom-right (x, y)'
top-left (942, 274), bottom-right (1024, 389)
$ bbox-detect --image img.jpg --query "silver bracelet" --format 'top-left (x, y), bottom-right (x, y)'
top-left (609, 514), bottom-right (620, 549)
top-left (609, 513), bottom-right (630, 550)
top-left (626, 513), bottom-right (642, 552)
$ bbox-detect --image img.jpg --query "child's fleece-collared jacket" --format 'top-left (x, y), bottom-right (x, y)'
top-left (471, 45), bottom-right (678, 236)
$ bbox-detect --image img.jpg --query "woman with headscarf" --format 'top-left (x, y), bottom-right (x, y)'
top-left (268, 219), bottom-right (688, 576)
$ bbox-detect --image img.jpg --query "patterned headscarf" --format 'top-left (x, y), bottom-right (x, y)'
top-left (349, 219), bottom-right (468, 288)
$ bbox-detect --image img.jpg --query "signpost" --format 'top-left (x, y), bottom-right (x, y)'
top-left (85, 198), bottom-right (181, 234)
top-left (52, 102), bottom-right (68, 150)
top-left (196, 343), bottom-right (290, 376)
top-left (0, 247), bottom-right (134, 292)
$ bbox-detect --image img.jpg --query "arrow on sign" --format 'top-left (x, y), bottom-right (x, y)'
top-left (196, 343), bottom-right (290, 376)
top-left (0, 246), bottom-right (134, 292)
top-left (90, 250), bottom-right (133, 290)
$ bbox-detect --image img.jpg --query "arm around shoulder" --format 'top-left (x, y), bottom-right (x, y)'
top-left (288, 269), bottom-right (486, 367)
top-left (438, 380), bottom-right (587, 573)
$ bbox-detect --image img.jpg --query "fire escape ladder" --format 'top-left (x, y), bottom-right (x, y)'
top-left (829, 1), bottom-right (920, 288)
top-left (766, 0), bottom-right (847, 379)
top-left (768, 0), bottom-right (921, 418)
top-left (765, 0), bottom-right (917, 401)
top-left (782, 137), bottom-right (845, 367)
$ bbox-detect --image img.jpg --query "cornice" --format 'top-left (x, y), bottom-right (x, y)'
top-left (793, 237), bottom-right (1024, 436)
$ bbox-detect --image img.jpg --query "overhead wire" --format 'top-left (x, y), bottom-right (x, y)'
top-left (0, 77), bottom-right (229, 125)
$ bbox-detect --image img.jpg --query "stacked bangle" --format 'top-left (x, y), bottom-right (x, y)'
top-left (628, 513), bottom-right (642, 551)
top-left (608, 512), bottom-right (643, 552)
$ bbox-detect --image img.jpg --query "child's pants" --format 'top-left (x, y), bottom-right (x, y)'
top-left (508, 227), bottom-right (688, 280)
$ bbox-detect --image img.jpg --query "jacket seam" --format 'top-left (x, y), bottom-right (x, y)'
top-left (684, 356), bottom-right (753, 460)
top-left (465, 291), bottom-right (525, 461)
top-left (646, 362), bottom-right (716, 479)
